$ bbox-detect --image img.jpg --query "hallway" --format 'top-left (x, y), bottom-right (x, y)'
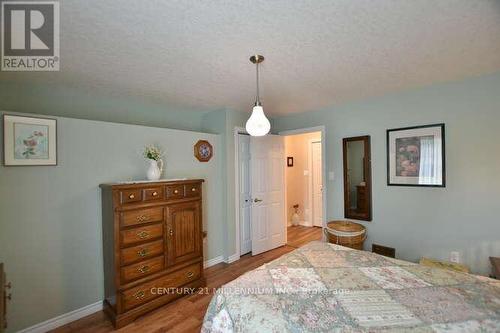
top-left (286, 225), bottom-right (323, 248)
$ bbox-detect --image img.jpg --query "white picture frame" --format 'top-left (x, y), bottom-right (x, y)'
top-left (3, 114), bottom-right (57, 166)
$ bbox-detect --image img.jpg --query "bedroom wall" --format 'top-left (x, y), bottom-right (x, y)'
top-left (0, 112), bottom-right (223, 332)
top-left (202, 109), bottom-right (250, 260)
top-left (0, 81), bottom-right (208, 131)
top-left (272, 72), bottom-right (500, 275)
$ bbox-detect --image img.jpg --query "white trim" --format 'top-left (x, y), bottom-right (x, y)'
top-left (309, 139), bottom-right (322, 227)
top-left (18, 301), bottom-right (103, 333)
top-left (226, 253), bottom-right (240, 264)
top-left (204, 255), bottom-right (225, 268)
top-left (281, 135), bottom-right (288, 247)
top-left (234, 126), bottom-right (247, 258)
top-left (279, 126), bottom-right (328, 240)
top-left (278, 126), bottom-right (325, 136)
top-left (298, 220), bottom-right (311, 227)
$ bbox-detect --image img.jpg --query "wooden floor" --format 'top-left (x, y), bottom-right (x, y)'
top-left (52, 226), bottom-right (322, 333)
top-left (286, 225), bottom-right (323, 248)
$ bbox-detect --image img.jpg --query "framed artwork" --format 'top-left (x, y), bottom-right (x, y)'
top-left (387, 123), bottom-right (445, 187)
top-left (287, 157), bottom-right (293, 167)
top-left (3, 115), bottom-right (57, 166)
top-left (194, 140), bottom-right (213, 162)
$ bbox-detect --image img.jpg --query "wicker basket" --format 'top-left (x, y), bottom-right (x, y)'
top-left (325, 220), bottom-right (366, 250)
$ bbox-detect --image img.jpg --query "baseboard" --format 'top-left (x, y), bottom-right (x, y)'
top-left (19, 256), bottom-right (230, 332)
top-left (18, 300), bottom-right (103, 333)
top-left (299, 220), bottom-right (312, 227)
top-left (204, 255), bottom-right (224, 268)
top-left (226, 253), bottom-right (240, 264)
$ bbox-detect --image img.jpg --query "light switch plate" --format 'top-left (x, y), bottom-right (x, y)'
top-left (303, 170), bottom-right (309, 176)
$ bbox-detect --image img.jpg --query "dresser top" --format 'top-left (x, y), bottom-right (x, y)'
top-left (100, 178), bottom-right (204, 189)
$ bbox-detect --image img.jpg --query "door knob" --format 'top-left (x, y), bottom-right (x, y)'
top-left (253, 198), bottom-right (263, 203)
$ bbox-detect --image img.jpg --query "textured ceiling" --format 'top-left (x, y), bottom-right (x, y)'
top-left (1, 0), bottom-right (500, 116)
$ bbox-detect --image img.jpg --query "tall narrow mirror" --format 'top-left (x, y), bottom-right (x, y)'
top-left (343, 136), bottom-right (372, 221)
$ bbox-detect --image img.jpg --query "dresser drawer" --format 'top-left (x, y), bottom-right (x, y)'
top-left (120, 223), bottom-right (163, 247)
top-left (121, 256), bottom-right (165, 283)
top-left (120, 189), bottom-right (142, 204)
top-left (185, 183), bottom-right (201, 198)
top-left (121, 262), bottom-right (201, 311)
top-left (166, 185), bottom-right (184, 200)
top-left (144, 187), bottom-right (164, 201)
top-left (121, 240), bottom-right (164, 266)
top-left (121, 207), bottom-right (164, 227)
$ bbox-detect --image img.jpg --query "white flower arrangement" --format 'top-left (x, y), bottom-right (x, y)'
top-left (143, 145), bottom-right (163, 161)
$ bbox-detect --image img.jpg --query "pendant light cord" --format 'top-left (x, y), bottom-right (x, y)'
top-left (255, 62), bottom-right (260, 106)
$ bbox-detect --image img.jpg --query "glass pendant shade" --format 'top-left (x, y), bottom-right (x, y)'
top-left (246, 105), bottom-right (271, 136)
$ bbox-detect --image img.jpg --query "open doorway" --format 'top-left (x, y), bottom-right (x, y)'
top-left (283, 131), bottom-right (324, 248)
top-left (234, 126), bottom-right (326, 258)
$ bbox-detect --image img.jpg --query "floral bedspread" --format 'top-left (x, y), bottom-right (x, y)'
top-left (202, 241), bottom-right (500, 332)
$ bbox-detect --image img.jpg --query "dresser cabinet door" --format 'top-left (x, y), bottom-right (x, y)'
top-left (166, 201), bottom-right (202, 266)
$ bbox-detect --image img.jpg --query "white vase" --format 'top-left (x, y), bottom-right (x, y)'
top-left (146, 159), bottom-right (163, 181)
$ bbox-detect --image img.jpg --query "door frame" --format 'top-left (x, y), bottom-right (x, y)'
top-left (308, 139), bottom-right (323, 227)
top-left (234, 126), bottom-right (247, 262)
top-left (233, 125), bottom-right (327, 262)
top-left (279, 126), bottom-right (327, 236)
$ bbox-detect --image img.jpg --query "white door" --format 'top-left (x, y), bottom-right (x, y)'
top-left (239, 134), bottom-right (252, 255)
top-left (251, 135), bottom-right (286, 255)
top-left (311, 141), bottom-right (323, 227)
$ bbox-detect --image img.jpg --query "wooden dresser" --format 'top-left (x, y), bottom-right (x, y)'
top-left (100, 179), bottom-right (205, 328)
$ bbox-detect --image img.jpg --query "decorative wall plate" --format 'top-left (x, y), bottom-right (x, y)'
top-left (194, 140), bottom-right (213, 162)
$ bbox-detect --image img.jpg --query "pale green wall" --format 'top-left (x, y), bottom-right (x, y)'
top-left (272, 72), bottom-right (500, 275)
top-left (0, 112), bottom-right (223, 332)
top-left (0, 82), bottom-right (209, 131)
top-left (202, 109), bottom-right (249, 259)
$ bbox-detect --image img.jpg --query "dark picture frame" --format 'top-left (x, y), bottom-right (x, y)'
top-left (343, 135), bottom-right (372, 221)
top-left (287, 157), bottom-right (293, 167)
top-left (387, 123), bottom-right (445, 187)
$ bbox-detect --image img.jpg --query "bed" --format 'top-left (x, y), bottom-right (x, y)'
top-left (202, 241), bottom-right (500, 332)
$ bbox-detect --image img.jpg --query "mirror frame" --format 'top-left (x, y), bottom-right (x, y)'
top-left (342, 135), bottom-right (372, 221)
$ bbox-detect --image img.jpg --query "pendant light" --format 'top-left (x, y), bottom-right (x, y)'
top-left (246, 55), bottom-right (271, 136)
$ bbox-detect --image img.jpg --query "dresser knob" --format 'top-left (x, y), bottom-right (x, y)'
top-left (174, 189), bottom-right (179, 194)
top-left (169, 229), bottom-right (174, 236)
top-left (137, 249), bottom-right (148, 257)
top-left (191, 187), bottom-right (196, 192)
top-left (133, 290), bottom-right (145, 300)
top-left (136, 215), bottom-right (149, 222)
top-left (186, 271), bottom-right (194, 278)
top-left (138, 265), bottom-right (150, 274)
top-left (152, 191), bottom-right (158, 197)
top-left (129, 194), bottom-right (135, 199)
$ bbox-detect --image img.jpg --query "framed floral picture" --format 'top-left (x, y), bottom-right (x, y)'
top-left (3, 115), bottom-right (57, 166)
top-left (387, 123), bottom-right (445, 187)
